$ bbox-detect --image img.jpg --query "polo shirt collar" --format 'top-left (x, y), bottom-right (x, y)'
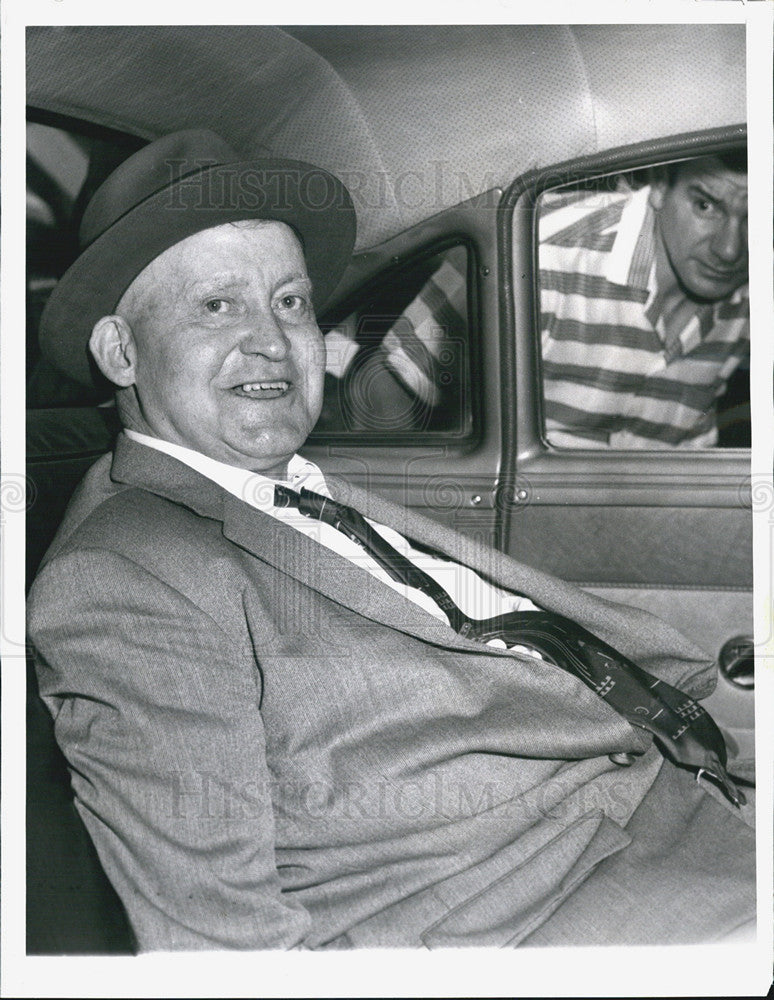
top-left (604, 184), bottom-right (655, 290)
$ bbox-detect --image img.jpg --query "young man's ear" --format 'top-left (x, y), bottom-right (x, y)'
top-left (89, 315), bottom-right (137, 387)
top-left (648, 165), bottom-right (669, 211)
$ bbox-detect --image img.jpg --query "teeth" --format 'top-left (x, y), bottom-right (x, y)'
top-left (240, 381), bottom-right (289, 392)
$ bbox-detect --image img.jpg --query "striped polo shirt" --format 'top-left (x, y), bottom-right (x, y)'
top-left (539, 185), bottom-right (749, 448)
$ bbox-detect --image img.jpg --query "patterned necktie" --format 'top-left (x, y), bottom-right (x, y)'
top-left (275, 484), bottom-right (744, 806)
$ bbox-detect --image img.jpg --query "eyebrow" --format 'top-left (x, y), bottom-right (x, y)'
top-left (183, 274), bottom-right (248, 295)
top-left (687, 182), bottom-right (721, 205)
top-left (183, 272), bottom-right (314, 296)
top-left (275, 272), bottom-right (313, 291)
top-left (686, 178), bottom-right (748, 213)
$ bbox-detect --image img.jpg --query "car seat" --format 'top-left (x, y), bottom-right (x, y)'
top-left (26, 405), bottom-right (134, 953)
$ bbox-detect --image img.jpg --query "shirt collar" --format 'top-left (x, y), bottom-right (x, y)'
top-left (605, 184), bottom-right (655, 289)
top-left (123, 429), bottom-right (330, 510)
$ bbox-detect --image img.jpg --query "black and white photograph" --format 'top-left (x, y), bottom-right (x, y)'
top-left (3, 2), bottom-right (773, 997)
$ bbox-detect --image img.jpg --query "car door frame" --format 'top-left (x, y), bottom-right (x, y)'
top-left (500, 125), bottom-right (751, 586)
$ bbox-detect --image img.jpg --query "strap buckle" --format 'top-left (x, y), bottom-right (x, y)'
top-left (696, 765), bottom-right (745, 808)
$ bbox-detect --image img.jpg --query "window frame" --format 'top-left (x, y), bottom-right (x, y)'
top-left (499, 126), bottom-right (751, 519)
top-left (310, 234), bottom-right (483, 449)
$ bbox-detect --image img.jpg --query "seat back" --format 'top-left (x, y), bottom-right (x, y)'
top-left (26, 406), bottom-right (134, 953)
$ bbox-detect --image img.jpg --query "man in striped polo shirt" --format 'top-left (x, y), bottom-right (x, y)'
top-left (539, 152), bottom-right (749, 448)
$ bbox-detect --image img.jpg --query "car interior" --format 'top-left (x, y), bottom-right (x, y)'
top-left (24, 23), bottom-right (754, 954)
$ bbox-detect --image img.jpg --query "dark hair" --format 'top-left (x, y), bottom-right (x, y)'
top-left (666, 148), bottom-right (747, 185)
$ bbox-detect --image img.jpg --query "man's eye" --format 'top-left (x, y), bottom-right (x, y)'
top-left (277, 294), bottom-right (307, 311)
top-left (694, 198), bottom-right (716, 215)
top-left (204, 298), bottom-right (229, 314)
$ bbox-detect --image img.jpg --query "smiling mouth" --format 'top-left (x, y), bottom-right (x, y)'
top-left (697, 261), bottom-right (741, 280)
top-left (232, 380), bottom-right (291, 399)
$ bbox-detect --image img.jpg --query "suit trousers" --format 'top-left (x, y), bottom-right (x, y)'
top-left (520, 758), bottom-right (756, 946)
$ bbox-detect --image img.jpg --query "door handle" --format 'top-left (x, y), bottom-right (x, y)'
top-left (719, 635), bottom-right (754, 690)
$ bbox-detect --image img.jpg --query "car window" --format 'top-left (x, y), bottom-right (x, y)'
top-left (27, 118), bottom-right (145, 408)
top-left (313, 242), bottom-right (475, 441)
top-left (534, 154), bottom-right (750, 450)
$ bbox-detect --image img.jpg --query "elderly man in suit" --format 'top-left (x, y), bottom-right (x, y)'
top-left (28, 131), bottom-right (755, 951)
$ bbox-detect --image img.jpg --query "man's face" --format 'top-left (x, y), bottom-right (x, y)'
top-left (649, 157), bottom-right (748, 303)
top-left (116, 220), bottom-right (325, 477)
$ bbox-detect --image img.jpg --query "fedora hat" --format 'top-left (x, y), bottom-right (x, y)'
top-left (39, 129), bottom-right (357, 385)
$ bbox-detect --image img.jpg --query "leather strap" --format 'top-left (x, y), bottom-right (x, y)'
top-left (274, 484), bottom-right (744, 806)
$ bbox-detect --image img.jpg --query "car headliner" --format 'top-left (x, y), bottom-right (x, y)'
top-left (27, 24), bottom-right (745, 250)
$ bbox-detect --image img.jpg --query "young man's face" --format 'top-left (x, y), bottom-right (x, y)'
top-left (650, 156), bottom-right (748, 302)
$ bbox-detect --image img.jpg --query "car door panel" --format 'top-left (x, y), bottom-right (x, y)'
top-left (507, 505), bottom-right (751, 588)
top-left (499, 134), bottom-right (754, 741)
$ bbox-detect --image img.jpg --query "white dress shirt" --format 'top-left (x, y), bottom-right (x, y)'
top-left (124, 430), bottom-right (539, 637)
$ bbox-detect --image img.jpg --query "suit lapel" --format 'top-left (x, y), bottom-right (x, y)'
top-left (219, 492), bottom-right (485, 650)
top-left (110, 434), bottom-right (489, 653)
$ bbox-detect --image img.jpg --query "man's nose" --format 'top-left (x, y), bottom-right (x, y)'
top-left (711, 216), bottom-right (747, 265)
top-left (238, 311), bottom-right (290, 360)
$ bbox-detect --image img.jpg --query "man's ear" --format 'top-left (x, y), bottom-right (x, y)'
top-left (89, 315), bottom-right (137, 387)
top-left (648, 166), bottom-right (668, 211)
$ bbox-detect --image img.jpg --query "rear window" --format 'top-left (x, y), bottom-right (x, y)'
top-left (26, 117), bottom-right (144, 408)
top-left (313, 242), bottom-right (476, 443)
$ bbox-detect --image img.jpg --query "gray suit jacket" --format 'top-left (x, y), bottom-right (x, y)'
top-left (28, 433), bottom-right (741, 950)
